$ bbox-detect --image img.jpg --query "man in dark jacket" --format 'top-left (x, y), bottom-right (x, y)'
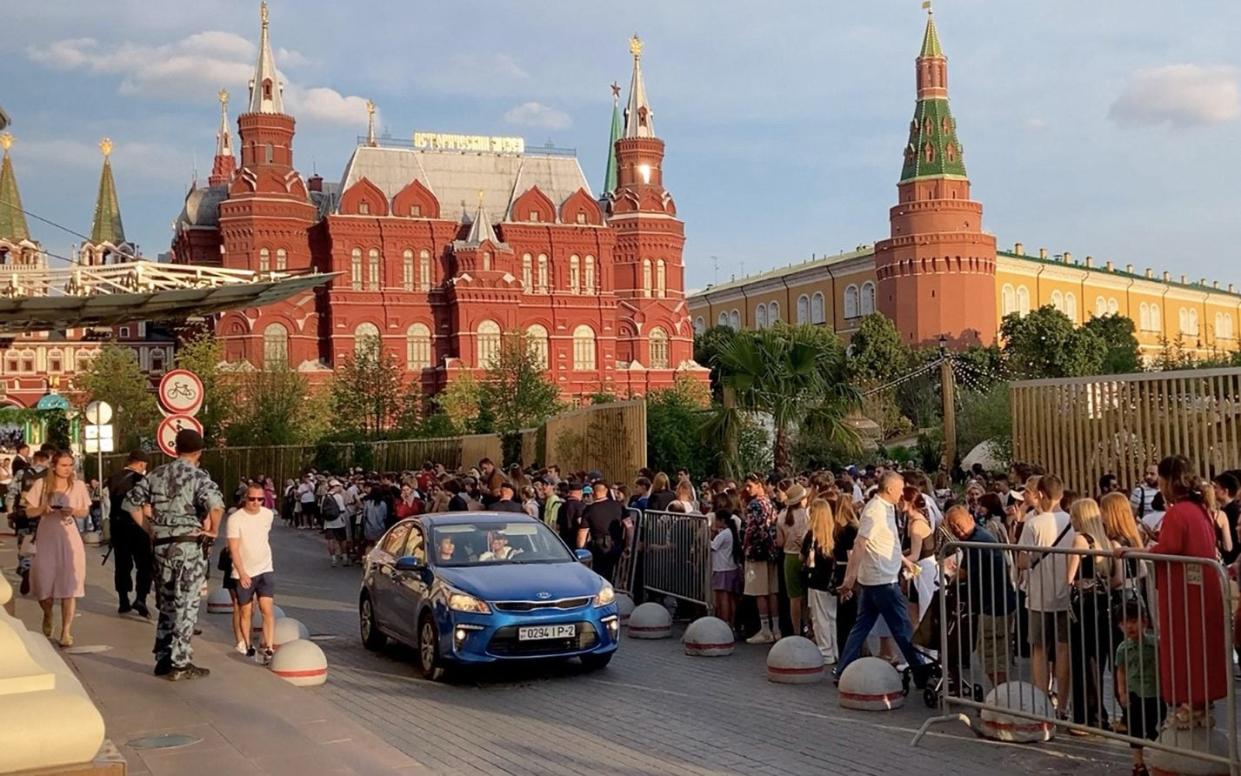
top-left (108, 450), bottom-right (152, 616)
top-left (557, 482), bottom-right (586, 548)
top-left (490, 481), bottom-right (526, 514)
top-left (579, 479), bottom-right (624, 582)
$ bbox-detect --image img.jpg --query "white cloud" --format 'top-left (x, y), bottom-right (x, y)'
top-left (16, 138), bottom-right (192, 185)
top-left (419, 53), bottom-right (530, 96)
top-left (503, 101), bottom-right (571, 130)
top-left (1109, 64), bottom-right (1240, 127)
top-left (26, 31), bottom-right (363, 125)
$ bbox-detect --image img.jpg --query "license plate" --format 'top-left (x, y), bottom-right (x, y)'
top-left (517, 624), bottom-right (576, 641)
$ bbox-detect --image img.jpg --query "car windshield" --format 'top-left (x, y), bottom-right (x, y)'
top-left (429, 520), bottom-right (575, 567)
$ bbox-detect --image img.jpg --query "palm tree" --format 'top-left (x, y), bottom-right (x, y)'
top-left (704, 324), bottom-right (860, 473)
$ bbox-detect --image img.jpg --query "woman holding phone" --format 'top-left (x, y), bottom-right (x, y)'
top-left (24, 450), bottom-right (89, 647)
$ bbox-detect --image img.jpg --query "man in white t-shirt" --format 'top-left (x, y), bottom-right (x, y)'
top-left (1015, 473), bottom-right (1075, 701)
top-left (228, 483), bottom-right (277, 664)
top-left (296, 477), bottom-right (317, 529)
top-left (834, 471), bottom-right (928, 686)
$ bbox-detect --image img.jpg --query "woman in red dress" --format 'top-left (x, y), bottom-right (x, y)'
top-left (1145, 455), bottom-right (1229, 727)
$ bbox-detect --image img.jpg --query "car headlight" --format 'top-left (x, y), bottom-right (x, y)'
top-left (447, 590), bottom-right (491, 615)
top-left (594, 582), bottom-right (615, 607)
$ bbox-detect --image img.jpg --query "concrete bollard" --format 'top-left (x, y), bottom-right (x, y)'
top-left (837, 657), bottom-right (905, 710)
top-left (269, 639), bottom-right (327, 687)
top-left (682, 616), bottom-right (734, 657)
top-left (273, 617), bottom-right (310, 647)
top-left (766, 636), bottom-right (824, 684)
top-left (614, 593), bottom-right (635, 625)
top-left (251, 604), bottom-right (286, 635)
top-left (979, 682), bottom-right (1055, 742)
top-left (627, 602), bottom-right (672, 639)
top-left (1148, 724), bottom-right (1232, 776)
top-left (81, 531), bottom-right (103, 547)
top-left (206, 588), bottom-right (233, 614)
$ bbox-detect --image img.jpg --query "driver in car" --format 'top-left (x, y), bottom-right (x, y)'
top-left (479, 530), bottom-right (520, 562)
top-left (436, 535), bottom-right (456, 563)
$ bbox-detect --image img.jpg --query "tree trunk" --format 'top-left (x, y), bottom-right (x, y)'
top-left (773, 426), bottom-right (790, 473)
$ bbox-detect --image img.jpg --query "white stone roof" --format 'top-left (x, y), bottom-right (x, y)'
top-left (336, 146), bottom-right (592, 223)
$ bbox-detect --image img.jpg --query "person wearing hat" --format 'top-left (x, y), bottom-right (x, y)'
top-left (557, 481), bottom-right (586, 548)
top-left (578, 478), bottom-right (625, 582)
top-left (106, 449), bottom-right (152, 617)
top-left (320, 480), bottom-right (349, 566)
top-left (124, 428), bottom-right (225, 681)
top-left (777, 483), bottom-right (811, 638)
top-left (491, 481), bottom-right (526, 514)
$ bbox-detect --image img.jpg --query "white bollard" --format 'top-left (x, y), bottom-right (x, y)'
top-left (627, 602), bottom-right (672, 639)
top-left (1148, 724), bottom-right (1232, 776)
top-left (682, 616), bottom-right (734, 657)
top-left (272, 617), bottom-right (310, 647)
top-left (837, 657), bottom-right (905, 710)
top-left (206, 588), bottom-right (233, 614)
top-left (251, 604), bottom-right (286, 635)
top-left (614, 593), bottom-right (635, 625)
top-left (269, 639), bottom-right (327, 687)
top-left (81, 531), bottom-right (103, 547)
top-left (978, 682), bottom-right (1056, 742)
top-left (766, 636), bottom-right (824, 684)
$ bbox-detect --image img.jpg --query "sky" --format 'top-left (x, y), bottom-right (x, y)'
top-left (4, 0), bottom-right (1240, 291)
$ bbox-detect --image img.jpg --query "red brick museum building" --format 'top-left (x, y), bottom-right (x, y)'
top-left (172, 4), bottom-right (702, 398)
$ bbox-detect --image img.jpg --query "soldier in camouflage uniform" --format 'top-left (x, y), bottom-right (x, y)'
top-left (124, 429), bottom-right (224, 680)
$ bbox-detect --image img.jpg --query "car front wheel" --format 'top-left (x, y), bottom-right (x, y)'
top-left (360, 594), bottom-right (387, 651)
top-left (580, 652), bottom-right (613, 671)
top-left (417, 614), bottom-right (447, 682)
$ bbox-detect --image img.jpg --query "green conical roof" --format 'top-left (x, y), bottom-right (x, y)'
top-left (603, 90), bottom-right (622, 195)
top-left (920, 13), bottom-right (943, 58)
top-left (89, 155), bottom-right (126, 245)
top-left (900, 99), bottom-right (967, 182)
top-left (0, 146), bottom-right (30, 243)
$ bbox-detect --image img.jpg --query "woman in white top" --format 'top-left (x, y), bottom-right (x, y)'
top-left (777, 483), bottom-right (811, 637)
top-left (709, 494), bottom-right (743, 631)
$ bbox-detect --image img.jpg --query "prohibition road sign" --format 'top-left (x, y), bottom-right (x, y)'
top-left (157, 414), bottom-right (204, 457)
top-left (158, 369), bottom-right (204, 416)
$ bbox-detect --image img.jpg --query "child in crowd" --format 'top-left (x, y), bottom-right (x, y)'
top-left (1115, 599), bottom-right (1165, 776)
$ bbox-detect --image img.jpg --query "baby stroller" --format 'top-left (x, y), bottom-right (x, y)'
top-left (912, 586), bottom-right (986, 708)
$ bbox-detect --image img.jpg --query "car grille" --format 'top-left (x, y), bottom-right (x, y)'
top-left (487, 622), bottom-right (599, 656)
top-left (492, 596), bottom-right (591, 612)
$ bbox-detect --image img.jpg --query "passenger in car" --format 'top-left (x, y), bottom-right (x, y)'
top-left (479, 531), bottom-right (520, 562)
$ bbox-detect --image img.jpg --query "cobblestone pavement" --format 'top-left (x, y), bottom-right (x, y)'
top-left (232, 524), bottom-right (1133, 776)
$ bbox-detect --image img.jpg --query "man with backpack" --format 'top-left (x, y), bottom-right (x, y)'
top-left (320, 480), bottom-right (349, 567)
top-left (742, 473), bottom-right (780, 644)
top-left (578, 478), bottom-right (624, 582)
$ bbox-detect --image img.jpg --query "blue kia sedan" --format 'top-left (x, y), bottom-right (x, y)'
top-left (359, 513), bottom-right (620, 680)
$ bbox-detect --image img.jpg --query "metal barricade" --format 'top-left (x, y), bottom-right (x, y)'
top-left (612, 507), bottom-right (642, 595)
top-left (638, 510), bottom-right (713, 615)
top-left (912, 539), bottom-right (1238, 774)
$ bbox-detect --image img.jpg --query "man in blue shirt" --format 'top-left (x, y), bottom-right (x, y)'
top-left (945, 505), bottom-right (1016, 687)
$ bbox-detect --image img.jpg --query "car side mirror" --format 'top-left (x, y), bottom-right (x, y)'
top-left (395, 555), bottom-right (424, 573)
top-left (574, 548), bottom-right (593, 566)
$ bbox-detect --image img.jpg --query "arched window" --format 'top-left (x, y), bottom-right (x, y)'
top-left (521, 254), bottom-right (533, 293)
top-left (406, 323), bottom-right (431, 369)
top-left (1001, 284), bottom-right (1016, 316)
top-left (259, 248), bottom-right (270, 272)
top-left (482, 251), bottom-right (492, 272)
top-left (1139, 303), bottom-right (1151, 331)
top-left (694, 317), bottom-right (705, 335)
top-left (728, 309), bottom-right (740, 330)
top-left (402, 250), bottom-right (414, 291)
top-left (843, 285), bottom-right (860, 319)
top-left (262, 323), bottom-right (288, 367)
top-left (584, 255), bottom-right (596, 294)
top-left (796, 295), bottom-right (809, 324)
top-left (572, 324), bottom-right (596, 370)
top-left (656, 260), bottom-right (666, 298)
top-left (1150, 305), bottom-right (1161, 332)
top-left (811, 292), bottom-right (826, 324)
top-left (860, 282), bottom-right (876, 315)
top-left (1096, 296), bottom-right (1107, 317)
top-left (642, 259), bottom-right (652, 298)
top-left (350, 248), bottom-right (362, 290)
top-left (569, 255), bottom-right (580, 294)
top-left (718, 312), bottom-right (729, 327)
top-left (767, 301), bottom-right (779, 324)
top-left (275, 248), bottom-right (287, 271)
top-left (367, 249), bottom-right (380, 290)
top-left (537, 254), bottom-right (549, 293)
top-left (1050, 290), bottom-right (1064, 313)
top-left (47, 349), bottom-right (63, 373)
top-left (1188, 308), bottom-right (1199, 335)
top-left (649, 327), bottom-right (670, 369)
top-left (1065, 292), bottom-right (1077, 320)
top-left (1016, 286), bottom-right (1031, 316)
top-left (756, 303), bottom-right (768, 329)
top-left (526, 324), bottom-right (549, 369)
top-left (1107, 297), bottom-right (1119, 315)
top-left (419, 250), bottom-right (432, 290)
top-left (476, 320), bottom-right (501, 367)
top-left (354, 322), bottom-right (380, 357)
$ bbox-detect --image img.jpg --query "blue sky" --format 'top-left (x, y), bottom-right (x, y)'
top-left (5, 0), bottom-right (1240, 290)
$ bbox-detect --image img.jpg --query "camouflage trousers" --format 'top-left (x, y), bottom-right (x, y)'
top-left (153, 543), bottom-right (207, 668)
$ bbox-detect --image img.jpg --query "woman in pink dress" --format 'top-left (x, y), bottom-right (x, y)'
top-left (25, 450), bottom-right (89, 647)
top-left (1145, 455), bottom-right (1228, 728)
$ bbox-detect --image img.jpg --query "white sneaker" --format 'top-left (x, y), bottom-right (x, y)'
top-left (235, 641), bottom-right (247, 654)
top-left (330, 556), bottom-right (337, 567)
top-left (745, 628), bottom-right (775, 645)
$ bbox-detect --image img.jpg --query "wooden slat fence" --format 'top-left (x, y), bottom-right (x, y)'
top-left (1010, 367), bottom-right (1241, 494)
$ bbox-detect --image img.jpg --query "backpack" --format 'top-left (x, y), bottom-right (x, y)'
top-left (321, 494), bottom-right (342, 520)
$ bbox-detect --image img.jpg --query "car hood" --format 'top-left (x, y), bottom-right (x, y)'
top-left (436, 561), bottom-right (603, 602)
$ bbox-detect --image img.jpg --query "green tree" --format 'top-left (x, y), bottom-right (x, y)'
top-left (693, 324), bottom-right (738, 400)
top-left (646, 375), bottom-right (711, 477)
top-left (479, 334), bottom-right (562, 435)
top-left (393, 380), bottom-right (425, 435)
top-left (436, 372), bottom-right (483, 434)
top-left (73, 345), bottom-right (161, 450)
top-left (225, 366), bottom-right (322, 446)
top-left (329, 336), bottom-right (404, 436)
top-left (847, 313), bottom-right (911, 384)
top-left (175, 329), bottom-right (233, 444)
top-left (1082, 314), bottom-right (1142, 374)
top-left (1000, 306), bottom-right (1105, 379)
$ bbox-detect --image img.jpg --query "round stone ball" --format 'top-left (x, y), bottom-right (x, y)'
top-left (627, 602), bottom-right (672, 639)
top-left (251, 604), bottom-right (287, 634)
top-left (273, 617), bottom-right (310, 646)
top-left (269, 639), bottom-right (327, 687)
top-left (1147, 723), bottom-right (1231, 776)
top-left (682, 616), bottom-right (734, 657)
top-left (766, 636), bottom-right (824, 684)
top-left (837, 656), bottom-right (905, 710)
top-left (979, 682), bottom-right (1056, 742)
top-left (614, 593), bottom-right (636, 625)
top-left (206, 588), bottom-right (234, 614)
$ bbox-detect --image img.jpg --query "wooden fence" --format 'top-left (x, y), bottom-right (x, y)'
top-left (1010, 367), bottom-right (1241, 494)
top-left (87, 399), bottom-right (647, 486)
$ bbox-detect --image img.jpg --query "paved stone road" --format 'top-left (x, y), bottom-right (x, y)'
top-left (238, 524), bottom-right (1131, 776)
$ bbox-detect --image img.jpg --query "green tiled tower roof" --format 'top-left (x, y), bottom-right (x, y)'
top-left (920, 12), bottom-right (943, 58)
top-left (89, 140), bottom-right (126, 245)
top-left (0, 136), bottom-right (31, 242)
top-left (603, 82), bottom-right (622, 196)
top-left (899, 13), bottom-right (967, 182)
